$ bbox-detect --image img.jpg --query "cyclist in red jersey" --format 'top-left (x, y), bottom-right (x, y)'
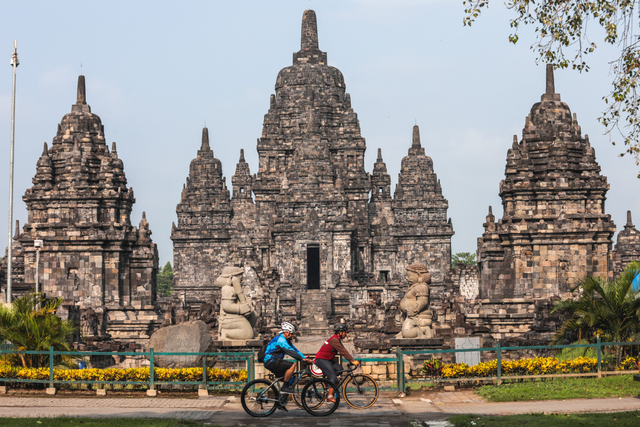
top-left (314, 323), bottom-right (360, 402)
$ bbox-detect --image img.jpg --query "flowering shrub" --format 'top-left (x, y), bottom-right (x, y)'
top-left (436, 356), bottom-right (599, 379)
top-left (0, 366), bottom-right (247, 383)
top-left (421, 358), bottom-right (443, 377)
top-left (617, 356), bottom-right (638, 371)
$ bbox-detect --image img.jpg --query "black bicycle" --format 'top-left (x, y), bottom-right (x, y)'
top-left (240, 365), bottom-right (328, 417)
top-left (301, 363), bottom-right (379, 416)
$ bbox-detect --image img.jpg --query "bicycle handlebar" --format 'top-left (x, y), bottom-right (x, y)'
top-left (345, 363), bottom-right (360, 372)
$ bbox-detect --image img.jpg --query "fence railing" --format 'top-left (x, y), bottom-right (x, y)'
top-left (396, 339), bottom-right (640, 393)
top-left (1, 340), bottom-right (638, 396)
top-left (0, 347), bottom-right (255, 391)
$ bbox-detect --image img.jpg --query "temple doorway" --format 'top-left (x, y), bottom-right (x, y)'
top-left (307, 245), bottom-right (320, 289)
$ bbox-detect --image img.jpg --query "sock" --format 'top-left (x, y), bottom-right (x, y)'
top-left (287, 375), bottom-right (297, 387)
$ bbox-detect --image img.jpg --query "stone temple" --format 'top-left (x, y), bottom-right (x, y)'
top-left (477, 64), bottom-right (616, 300)
top-left (172, 10), bottom-right (454, 336)
top-left (0, 76), bottom-right (161, 344)
top-left (4, 10), bottom-right (640, 353)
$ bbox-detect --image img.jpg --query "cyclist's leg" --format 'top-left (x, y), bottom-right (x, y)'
top-left (284, 362), bottom-right (296, 384)
top-left (314, 358), bottom-right (338, 401)
top-left (268, 359), bottom-right (295, 393)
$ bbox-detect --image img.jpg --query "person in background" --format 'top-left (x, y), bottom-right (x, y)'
top-left (263, 322), bottom-right (313, 393)
top-left (314, 323), bottom-right (360, 402)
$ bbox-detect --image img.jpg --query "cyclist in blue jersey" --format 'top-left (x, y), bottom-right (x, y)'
top-left (264, 322), bottom-right (313, 394)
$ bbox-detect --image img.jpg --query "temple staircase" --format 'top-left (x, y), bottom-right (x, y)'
top-left (299, 289), bottom-right (330, 335)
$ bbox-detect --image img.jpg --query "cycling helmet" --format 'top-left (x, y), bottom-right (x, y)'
top-left (281, 321), bottom-right (296, 334)
top-left (334, 323), bottom-right (348, 333)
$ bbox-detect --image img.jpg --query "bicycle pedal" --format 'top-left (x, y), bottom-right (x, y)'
top-left (277, 405), bottom-right (288, 412)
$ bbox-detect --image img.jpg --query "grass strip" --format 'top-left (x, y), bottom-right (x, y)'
top-left (476, 374), bottom-right (640, 402)
top-left (448, 412), bottom-right (640, 427)
top-left (0, 418), bottom-right (210, 427)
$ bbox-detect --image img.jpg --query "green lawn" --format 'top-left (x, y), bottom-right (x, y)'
top-left (0, 419), bottom-right (207, 427)
top-left (448, 412), bottom-right (640, 427)
top-left (476, 375), bottom-right (640, 402)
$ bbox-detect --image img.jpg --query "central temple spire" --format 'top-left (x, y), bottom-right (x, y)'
top-left (77, 75), bottom-right (87, 105)
top-left (293, 10), bottom-right (327, 65)
top-left (201, 127), bottom-right (210, 151)
top-left (301, 9), bottom-right (319, 51)
top-left (412, 125), bottom-right (421, 148)
top-left (71, 75), bottom-right (91, 113)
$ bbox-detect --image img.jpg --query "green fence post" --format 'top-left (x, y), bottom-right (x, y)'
top-left (202, 356), bottom-right (207, 389)
top-left (149, 348), bottom-right (155, 391)
top-left (396, 346), bottom-right (405, 397)
top-left (250, 349), bottom-right (255, 382)
top-left (49, 346), bottom-right (54, 389)
top-left (597, 337), bottom-right (602, 378)
top-left (496, 342), bottom-right (502, 386)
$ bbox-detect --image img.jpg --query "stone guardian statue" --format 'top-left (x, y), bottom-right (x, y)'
top-left (217, 266), bottom-right (258, 340)
top-left (397, 263), bottom-right (433, 339)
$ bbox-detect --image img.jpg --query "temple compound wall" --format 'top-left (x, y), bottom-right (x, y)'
top-left (0, 76), bottom-right (161, 345)
top-left (171, 10), bottom-right (454, 340)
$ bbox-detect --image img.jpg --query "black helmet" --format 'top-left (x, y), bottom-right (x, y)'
top-left (334, 323), bottom-right (348, 333)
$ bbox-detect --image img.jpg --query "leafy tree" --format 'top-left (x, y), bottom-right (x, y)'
top-left (452, 252), bottom-right (477, 268)
top-left (552, 262), bottom-right (640, 363)
top-left (0, 293), bottom-right (75, 367)
top-left (157, 261), bottom-right (174, 297)
top-left (464, 1), bottom-right (640, 175)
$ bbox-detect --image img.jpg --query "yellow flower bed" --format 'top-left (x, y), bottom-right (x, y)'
top-left (440, 356), bottom-right (598, 379)
top-left (0, 366), bottom-right (247, 383)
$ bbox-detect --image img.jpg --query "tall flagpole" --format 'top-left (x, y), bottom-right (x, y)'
top-left (7, 41), bottom-right (19, 304)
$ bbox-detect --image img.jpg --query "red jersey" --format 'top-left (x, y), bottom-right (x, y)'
top-left (315, 334), bottom-right (356, 363)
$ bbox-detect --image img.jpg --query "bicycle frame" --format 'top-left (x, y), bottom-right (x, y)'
top-left (255, 367), bottom-right (310, 405)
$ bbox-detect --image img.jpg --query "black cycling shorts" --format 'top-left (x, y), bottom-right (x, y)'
top-left (265, 358), bottom-right (294, 378)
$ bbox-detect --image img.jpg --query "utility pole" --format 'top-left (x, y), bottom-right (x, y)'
top-left (34, 240), bottom-right (42, 309)
top-left (7, 41), bottom-right (19, 304)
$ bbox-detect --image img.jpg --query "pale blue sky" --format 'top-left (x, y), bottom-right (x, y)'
top-left (1, 0), bottom-right (638, 266)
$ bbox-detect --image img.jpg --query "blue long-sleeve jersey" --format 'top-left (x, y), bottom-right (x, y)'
top-left (264, 333), bottom-right (306, 364)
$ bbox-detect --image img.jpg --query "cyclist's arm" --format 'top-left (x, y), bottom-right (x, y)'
top-left (328, 337), bottom-right (356, 363)
top-left (276, 336), bottom-right (305, 361)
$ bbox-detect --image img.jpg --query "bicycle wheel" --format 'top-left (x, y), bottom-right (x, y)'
top-left (301, 378), bottom-right (340, 416)
top-left (241, 379), bottom-right (279, 417)
top-left (293, 374), bottom-right (324, 410)
top-left (292, 374), bottom-right (311, 409)
top-left (343, 374), bottom-right (379, 409)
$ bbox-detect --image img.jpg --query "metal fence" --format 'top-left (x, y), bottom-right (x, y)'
top-left (1, 340), bottom-right (637, 395)
top-left (396, 339), bottom-right (640, 393)
top-left (0, 347), bottom-right (255, 391)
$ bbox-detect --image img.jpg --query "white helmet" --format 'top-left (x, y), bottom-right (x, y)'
top-left (281, 322), bottom-right (296, 334)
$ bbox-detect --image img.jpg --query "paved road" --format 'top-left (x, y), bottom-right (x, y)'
top-left (0, 390), bottom-right (639, 426)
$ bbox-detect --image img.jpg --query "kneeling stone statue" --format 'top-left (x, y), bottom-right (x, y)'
top-left (217, 266), bottom-right (258, 340)
top-left (397, 263), bottom-right (434, 339)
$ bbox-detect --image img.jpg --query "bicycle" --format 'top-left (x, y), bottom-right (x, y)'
top-left (301, 363), bottom-right (379, 416)
top-left (240, 364), bottom-right (328, 417)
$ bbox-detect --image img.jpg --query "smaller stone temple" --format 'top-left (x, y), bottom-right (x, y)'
top-left (477, 64), bottom-right (616, 301)
top-left (0, 75), bottom-right (161, 344)
top-left (466, 65), bottom-right (618, 345)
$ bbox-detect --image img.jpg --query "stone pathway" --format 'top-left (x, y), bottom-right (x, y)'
top-left (0, 390), bottom-right (638, 426)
